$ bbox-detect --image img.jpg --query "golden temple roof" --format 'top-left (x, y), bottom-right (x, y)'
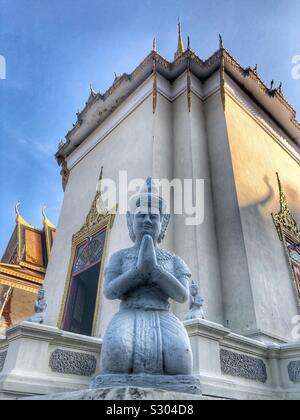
top-left (0, 206), bottom-right (56, 294)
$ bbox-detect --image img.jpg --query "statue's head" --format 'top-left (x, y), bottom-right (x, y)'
top-left (190, 281), bottom-right (198, 297)
top-left (127, 178), bottom-right (170, 244)
top-left (38, 287), bottom-right (45, 301)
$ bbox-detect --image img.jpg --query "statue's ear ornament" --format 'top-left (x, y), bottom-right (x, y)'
top-left (158, 213), bottom-right (170, 243)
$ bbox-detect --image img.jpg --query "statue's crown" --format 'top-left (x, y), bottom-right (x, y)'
top-left (128, 178), bottom-right (167, 214)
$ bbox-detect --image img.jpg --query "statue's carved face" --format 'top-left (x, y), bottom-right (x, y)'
top-left (190, 284), bottom-right (198, 296)
top-left (133, 211), bottom-right (161, 243)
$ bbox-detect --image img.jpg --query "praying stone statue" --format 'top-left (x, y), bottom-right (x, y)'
top-left (91, 178), bottom-right (201, 394)
top-left (27, 287), bottom-right (47, 324)
top-left (184, 281), bottom-right (205, 321)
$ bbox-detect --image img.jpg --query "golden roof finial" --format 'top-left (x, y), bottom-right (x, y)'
top-left (15, 202), bottom-right (34, 228)
top-left (174, 17), bottom-right (185, 60)
top-left (42, 207), bottom-right (56, 230)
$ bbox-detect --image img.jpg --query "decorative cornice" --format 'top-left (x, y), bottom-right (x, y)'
top-left (0, 264), bottom-right (44, 284)
top-left (187, 56), bottom-right (191, 113)
top-left (152, 54), bottom-right (158, 114)
top-left (272, 173), bottom-right (300, 243)
top-left (0, 274), bottom-right (42, 293)
top-left (220, 49), bottom-right (226, 111)
top-left (60, 160), bottom-right (70, 193)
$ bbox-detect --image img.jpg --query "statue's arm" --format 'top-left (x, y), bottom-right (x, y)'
top-left (152, 266), bottom-right (189, 303)
top-left (104, 251), bottom-right (143, 300)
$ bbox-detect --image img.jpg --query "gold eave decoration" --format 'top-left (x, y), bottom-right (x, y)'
top-left (0, 264), bottom-right (43, 284)
top-left (272, 173), bottom-right (300, 244)
top-left (42, 207), bottom-right (56, 230)
top-left (15, 202), bottom-right (35, 229)
top-left (73, 168), bottom-right (117, 244)
top-left (0, 275), bottom-right (40, 293)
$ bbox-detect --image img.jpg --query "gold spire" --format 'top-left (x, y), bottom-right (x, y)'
top-left (42, 207), bottom-right (56, 230)
top-left (15, 202), bottom-right (34, 228)
top-left (174, 18), bottom-right (185, 60)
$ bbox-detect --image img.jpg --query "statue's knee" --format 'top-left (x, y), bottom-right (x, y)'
top-left (101, 333), bottom-right (133, 373)
top-left (163, 345), bottom-right (193, 375)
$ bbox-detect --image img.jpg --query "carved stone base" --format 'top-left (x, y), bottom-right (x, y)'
top-left (90, 374), bottom-right (201, 395)
top-left (23, 386), bottom-right (213, 401)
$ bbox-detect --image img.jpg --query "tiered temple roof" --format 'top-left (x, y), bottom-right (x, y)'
top-left (56, 30), bottom-right (300, 190)
top-left (0, 206), bottom-right (56, 330)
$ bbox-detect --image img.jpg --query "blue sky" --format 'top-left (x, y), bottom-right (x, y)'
top-left (0, 0), bottom-right (299, 256)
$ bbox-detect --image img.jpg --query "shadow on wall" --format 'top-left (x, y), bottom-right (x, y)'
top-left (239, 175), bottom-right (299, 339)
top-left (239, 175), bottom-right (276, 273)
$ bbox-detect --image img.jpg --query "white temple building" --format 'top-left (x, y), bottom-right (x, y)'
top-left (1, 27), bottom-right (300, 400)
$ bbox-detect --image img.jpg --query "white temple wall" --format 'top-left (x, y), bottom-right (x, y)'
top-left (189, 91), bottom-right (223, 324)
top-left (44, 94), bottom-right (155, 330)
top-left (204, 88), bottom-right (258, 336)
top-left (225, 92), bottom-right (300, 342)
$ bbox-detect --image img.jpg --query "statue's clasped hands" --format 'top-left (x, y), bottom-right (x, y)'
top-left (136, 235), bottom-right (159, 282)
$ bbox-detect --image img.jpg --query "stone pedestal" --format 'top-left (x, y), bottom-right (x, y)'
top-left (1, 319), bottom-right (300, 400)
top-left (0, 322), bottom-right (101, 399)
top-left (23, 386), bottom-right (214, 400)
top-left (90, 374), bottom-right (201, 395)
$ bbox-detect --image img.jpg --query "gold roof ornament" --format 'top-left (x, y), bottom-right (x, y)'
top-left (174, 19), bottom-right (185, 60)
top-left (272, 173), bottom-right (300, 243)
top-left (73, 166), bottom-right (117, 243)
top-left (15, 202), bottom-right (35, 229)
top-left (42, 207), bottom-right (56, 230)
